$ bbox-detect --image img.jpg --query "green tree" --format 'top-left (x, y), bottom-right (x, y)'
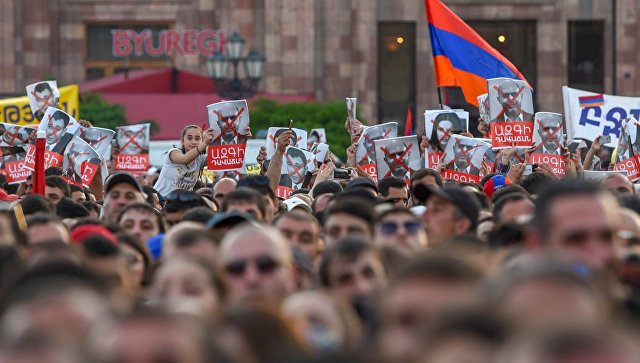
top-left (79, 92), bottom-right (128, 129)
top-left (250, 98), bottom-right (363, 160)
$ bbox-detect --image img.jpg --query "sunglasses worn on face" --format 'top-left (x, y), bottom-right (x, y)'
top-left (225, 255), bottom-right (280, 277)
top-left (380, 221), bottom-right (421, 235)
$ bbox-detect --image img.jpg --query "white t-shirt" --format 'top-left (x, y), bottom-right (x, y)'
top-left (154, 148), bottom-right (207, 197)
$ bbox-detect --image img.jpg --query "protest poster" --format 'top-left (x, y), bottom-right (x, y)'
top-left (355, 122), bottom-right (398, 181)
top-left (114, 123), bottom-right (150, 173)
top-left (374, 136), bottom-right (422, 184)
top-left (310, 142), bottom-right (329, 167)
top-left (26, 81), bottom-right (60, 121)
top-left (441, 135), bottom-right (492, 183)
top-left (529, 112), bottom-right (566, 177)
top-left (612, 117), bottom-right (640, 181)
top-left (0, 123), bottom-right (35, 149)
top-left (308, 128), bottom-right (326, 150)
top-left (265, 127), bottom-right (308, 160)
top-left (77, 126), bottom-right (115, 157)
top-left (24, 107), bottom-right (80, 171)
top-left (477, 93), bottom-right (490, 123)
top-left (207, 100), bottom-right (250, 171)
top-left (0, 85), bottom-right (79, 126)
top-left (62, 136), bottom-right (102, 188)
top-left (2, 152), bottom-right (28, 184)
top-left (488, 77), bottom-right (534, 148)
top-left (562, 86), bottom-right (640, 145)
top-left (423, 110), bottom-right (468, 168)
top-left (346, 98), bottom-right (357, 120)
top-left (276, 146), bottom-right (316, 199)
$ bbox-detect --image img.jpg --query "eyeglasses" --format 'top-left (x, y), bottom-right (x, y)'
top-left (224, 255), bottom-right (281, 277)
top-left (164, 189), bottom-right (202, 203)
top-left (380, 221), bottom-right (422, 235)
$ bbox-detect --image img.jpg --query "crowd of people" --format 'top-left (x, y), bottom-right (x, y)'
top-left (1, 113), bottom-right (640, 363)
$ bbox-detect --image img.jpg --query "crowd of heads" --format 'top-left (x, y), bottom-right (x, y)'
top-left (2, 131), bottom-right (640, 363)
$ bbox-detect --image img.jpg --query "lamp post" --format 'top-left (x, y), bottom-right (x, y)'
top-left (207, 32), bottom-right (266, 100)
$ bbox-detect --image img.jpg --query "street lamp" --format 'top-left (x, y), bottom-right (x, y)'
top-left (207, 32), bottom-right (265, 100)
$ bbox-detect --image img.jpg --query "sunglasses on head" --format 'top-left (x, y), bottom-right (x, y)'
top-left (380, 221), bottom-right (421, 235)
top-left (225, 255), bottom-right (280, 277)
top-left (164, 189), bottom-right (201, 203)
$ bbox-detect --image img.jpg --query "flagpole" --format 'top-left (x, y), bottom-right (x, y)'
top-left (437, 87), bottom-right (444, 110)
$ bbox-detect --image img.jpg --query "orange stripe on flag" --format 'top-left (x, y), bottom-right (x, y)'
top-left (433, 55), bottom-right (487, 107)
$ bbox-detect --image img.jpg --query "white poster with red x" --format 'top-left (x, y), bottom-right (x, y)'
top-left (76, 126), bottom-right (115, 158)
top-left (276, 146), bottom-right (316, 199)
top-left (61, 135), bottom-right (101, 188)
top-left (355, 122), bottom-right (398, 181)
top-left (26, 81), bottom-right (60, 120)
top-left (0, 123), bottom-right (35, 149)
top-left (265, 127), bottom-right (308, 160)
top-left (374, 136), bottom-right (422, 184)
top-left (529, 112), bottom-right (566, 177)
top-left (423, 110), bottom-right (469, 169)
top-left (206, 100), bottom-right (251, 171)
top-left (24, 107), bottom-right (80, 171)
top-left (612, 117), bottom-right (640, 181)
top-left (477, 94), bottom-right (490, 123)
top-left (310, 142), bottom-right (329, 167)
top-left (114, 123), bottom-right (150, 173)
top-left (346, 98), bottom-right (357, 120)
top-left (488, 77), bottom-right (534, 149)
top-left (308, 129), bottom-right (326, 150)
top-left (441, 135), bottom-right (492, 184)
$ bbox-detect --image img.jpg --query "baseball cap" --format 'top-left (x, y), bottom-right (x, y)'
top-left (207, 211), bottom-right (255, 230)
top-left (482, 175), bottom-right (512, 199)
top-left (345, 177), bottom-right (378, 194)
top-left (104, 172), bottom-right (143, 194)
top-left (282, 197), bottom-right (312, 214)
top-left (413, 184), bottom-right (481, 229)
top-left (70, 224), bottom-right (119, 245)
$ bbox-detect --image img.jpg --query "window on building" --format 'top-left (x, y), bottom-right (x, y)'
top-left (568, 21), bottom-right (604, 93)
top-left (378, 22), bottom-right (416, 128)
top-left (85, 23), bottom-right (172, 80)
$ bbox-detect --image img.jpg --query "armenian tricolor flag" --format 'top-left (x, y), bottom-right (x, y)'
top-left (425, 0), bottom-right (530, 107)
top-left (578, 94), bottom-right (605, 108)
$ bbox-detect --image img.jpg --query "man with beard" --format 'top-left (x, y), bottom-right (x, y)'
top-left (381, 140), bottom-right (412, 181)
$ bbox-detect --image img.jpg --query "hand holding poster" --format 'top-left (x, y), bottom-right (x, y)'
top-left (62, 136), bottom-right (102, 188)
top-left (374, 136), bottom-right (422, 183)
top-left (441, 135), bottom-right (492, 183)
top-left (265, 127), bottom-right (308, 160)
top-left (488, 77), bottom-right (534, 148)
top-left (114, 123), bottom-right (150, 172)
top-left (24, 107), bottom-right (80, 171)
top-left (77, 126), bottom-right (115, 157)
top-left (308, 128), bottom-right (326, 150)
top-left (529, 112), bottom-right (566, 177)
top-left (276, 146), bottom-right (316, 199)
top-left (612, 117), bottom-right (640, 181)
top-left (423, 110), bottom-right (468, 168)
top-left (26, 81), bottom-right (60, 121)
top-left (207, 100), bottom-right (251, 171)
top-left (346, 98), bottom-right (357, 120)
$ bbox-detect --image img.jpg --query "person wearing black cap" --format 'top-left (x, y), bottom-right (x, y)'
top-left (102, 171), bottom-right (146, 225)
top-left (415, 184), bottom-right (481, 246)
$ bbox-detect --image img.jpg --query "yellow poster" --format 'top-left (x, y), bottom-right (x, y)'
top-left (0, 85), bottom-right (79, 126)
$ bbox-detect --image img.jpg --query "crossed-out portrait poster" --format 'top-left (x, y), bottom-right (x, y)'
top-left (114, 123), bottom-right (150, 173)
top-left (207, 100), bottom-right (251, 171)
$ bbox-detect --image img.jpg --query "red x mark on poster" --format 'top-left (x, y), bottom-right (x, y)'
top-left (380, 143), bottom-right (413, 178)
top-left (212, 108), bottom-right (244, 142)
top-left (437, 125), bottom-right (451, 145)
top-left (79, 129), bottom-right (108, 147)
top-left (284, 153), bottom-right (312, 182)
top-left (47, 114), bottom-right (63, 142)
top-left (120, 128), bottom-right (145, 154)
top-left (447, 139), bottom-right (482, 169)
top-left (358, 128), bottom-right (394, 164)
top-left (4, 128), bottom-right (29, 146)
top-left (31, 91), bottom-right (54, 108)
top-left (535, 119), bottom-right (564, 151)
top-left (493, 85), bottom-right (525, 120)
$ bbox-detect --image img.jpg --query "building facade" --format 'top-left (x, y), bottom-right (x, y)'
top-left (0, 0), bottom-right (638, 127)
